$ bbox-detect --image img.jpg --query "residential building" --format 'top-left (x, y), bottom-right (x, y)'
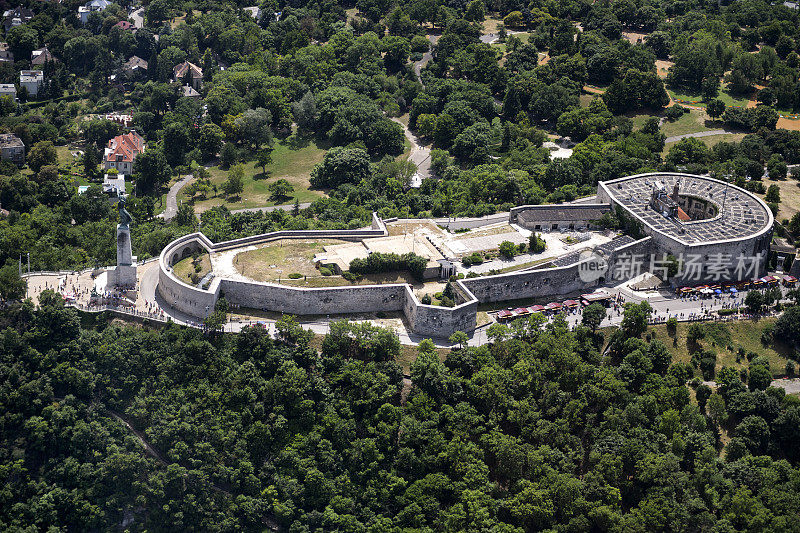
top-left (121, 55), bottom-right (148, 81)
top-left (3, 6), bottom-right (33, 33)
top-left (0, 84), bottom-right (17, 100)
top-left (0, 42), bottom-right (14, 63)
top-left (104, 131), bottom-right (145, 175)
top-left (173, 61), bottom-right (203, 91)
top-left (20, 70), bottom-right (44, 97)
top-left (114, 20), bottom-right (134, 31)
top-left (243, 6), bottom-right (261, 20)
top-left (181, 85), bottom-right (201, 98)
top-left (31, 47), bottom-right (55, 66)
top-left (78, 0), bottom-right (110, 24)
top-left (0, 133), bottom-right (25, 164)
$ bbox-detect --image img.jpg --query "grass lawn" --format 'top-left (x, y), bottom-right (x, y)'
top-left (763, 177), bottom-right (800, 223)
top-left (172, 253), bottom-right (211, 286)
top-left (668, 85), bottom-right (751, 109)
top-left (662, 133), bottom-right (746, 156)
top-left (183, 133), bottom-right (327, 212)
top-left (661, 109), bottom-right (716, 138)
top-left (233, 239), bottom-right (344, 280)
top-left (630, 113), bottom-right (659, 129)
top-left (641, 318), bottom-right (793, 378)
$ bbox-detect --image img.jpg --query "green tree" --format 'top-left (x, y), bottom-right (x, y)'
top-left (256, 148), bottom-right (273, 177)
top-left (223, 164), bottom-right (245, 198)
top-left (621, 301), bottom-right (652, 337)
top-left (581, 303), bottom-right (606, 332)
top-left (198, 123), bottom-right (225, 161)
top-left (310, 147), bottom-right (371, 188)
top-left (27, 141), bottom-right (57, 174)
top-left (0, 264), bottom-right (25, 300)
top-left (745, 291), bottom-right (764, 314)
top-left (268, 179), bottom-right (293, 202)
top-left (706, 99), bottom-right (726, 120)
top-left (135, 148), bottom-right (172, 194)
top-left (498, 241), bottom-right (517, 259)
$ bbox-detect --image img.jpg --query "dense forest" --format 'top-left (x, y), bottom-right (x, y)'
top-left (1, 295), bottom-right (800, 530)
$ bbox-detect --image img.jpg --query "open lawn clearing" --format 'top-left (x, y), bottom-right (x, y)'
top-left (763, 177), bottom-right (800, 222)
top-left (661, 109), bottom-right (714, 137)
top-left (630, 112), bottom-right (659, 129)
top-left (662, 133), bottom-right (746, 156)
top-left (668, 85), bottom-right (751, 109)
top-left (172, 253), bottom-right (211, 286)
top-left (183, 133), bottom-right (327, 212)
top-left (233, 239), bottom-right (344, 280)
top-left (633, 318), bottom-right (793, 378)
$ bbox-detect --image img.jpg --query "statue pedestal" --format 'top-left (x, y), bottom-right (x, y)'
top-left (113, 223), bottom-right (137, 289)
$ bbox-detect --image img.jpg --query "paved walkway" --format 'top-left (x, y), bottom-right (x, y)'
top-left (664, 129), bottom-right (736, 144)
top-left (392, 118), bottom-right (431, 186)
top-left (158, 175), bottom-right (193, 221)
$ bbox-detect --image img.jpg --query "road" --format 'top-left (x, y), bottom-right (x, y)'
top-left (664, 129), bottom-right (737, 144)
top-left (413, 34), bottom-right (438, 83)
top-left (129, 7), bottom-right (144, 28)
top-left (158, 174), bottom-right (193, 221)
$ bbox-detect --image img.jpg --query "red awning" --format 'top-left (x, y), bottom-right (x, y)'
top-left (529, 305), bottom-right (545, 312)
top-left (497, 310), bottom-right (513, 318)
top-left (563, 300), bottom-right (580, 307)
top-left (545, 302), bottom-right (562, 310)
top-left (513, 307), bottom-right (530, 315)
top-left (784, 275), bottom-right (797, 282)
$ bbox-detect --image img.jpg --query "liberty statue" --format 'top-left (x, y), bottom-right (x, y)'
top-left (118, 196), bottom-right (133, 228)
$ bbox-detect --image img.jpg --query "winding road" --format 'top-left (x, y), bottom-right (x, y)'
top-left (158, 174), bottom-right (194, 221)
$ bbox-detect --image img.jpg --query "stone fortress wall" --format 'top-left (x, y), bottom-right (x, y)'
top-left (157, 210), bottom-right (613, 338)
top-left (157, 173), bottom-right (774, 338)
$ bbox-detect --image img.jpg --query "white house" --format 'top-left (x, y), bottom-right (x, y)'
top-left (78, 0), bottom-right (110, 24)
top-left (0, 84), bottom-right (16, 100)
top-left (19, 70), bottom-right (43, 97)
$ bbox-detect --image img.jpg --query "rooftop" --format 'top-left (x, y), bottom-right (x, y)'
top-left (600, 174), bottom-right (773, 246)
top-left (0, 133), bottom-right (24, 148)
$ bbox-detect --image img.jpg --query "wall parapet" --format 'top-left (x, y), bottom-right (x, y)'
top-left (156, 214), bottom-right (619, 340)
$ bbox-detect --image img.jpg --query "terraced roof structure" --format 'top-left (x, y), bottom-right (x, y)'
top-left (599, 173), bottom-right (773, 246)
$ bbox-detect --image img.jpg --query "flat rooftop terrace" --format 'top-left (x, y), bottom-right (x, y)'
top-left (601, 174), bottom-right (772, 245)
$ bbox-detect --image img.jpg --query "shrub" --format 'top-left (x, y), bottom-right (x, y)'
top-left (469, 252), bottom-right (483, 265)
top-left (421, 294), bottom-right (432, 305)
top-left (288, 273), bottom-right (303, 279)
top-left (498, 240), bottom-right (517, 259)
top-left (342, 271), bottom-right (361, 282)
top-left (462, 256), bottom-right (472, 267)
top-left (349, 251), bottom-right (429, 281)
top-left (666, 316), bottom-right (678, 334)
top-left (319, 267), bottom-right (332, 276)
top-left (665, 105), bottom-right (686, 121)
top-left (440, 296), bottom-right (455, 307)
top-left (718, 308), bottom-right (738, 316)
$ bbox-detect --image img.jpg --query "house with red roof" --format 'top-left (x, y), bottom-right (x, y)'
top-left (104, 131), bottom-right (145, 175)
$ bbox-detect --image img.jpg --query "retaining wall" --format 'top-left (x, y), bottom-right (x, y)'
top-left (156, 216), bottom-right (643, 339)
